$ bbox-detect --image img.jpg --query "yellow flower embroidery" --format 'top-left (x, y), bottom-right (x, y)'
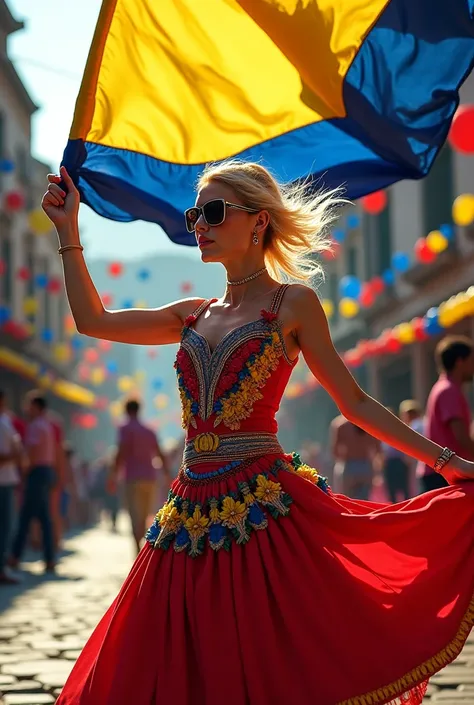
top-left (254, 474), bottom-right (290, 516)
top-left (220, 496), bottom-right (250, 544)
top-left (147, 462), bottom-right (296, 557)
top-left (155, 501), bottom-right (183, 549)
top-left (182, 505), bottom-right (209, 557)
top-left (220, 496), bottom-right (248, 527)
top-left (184, 506), bottom-right (209, 538)
top-left (178, 386), bottom-right (193, 429)
top-left (295, 465), bottom-right (320, 484)
top-left (209, 498), bottom-right (220, 523)
top-left (179, 500), bottom-right (190, 523)
top-left (254, 474), bottom-right (282, 504)
top-left (244, 493), bottom-right (255, 505)
top-left (158, 504), bottom-right (181, 531)
top-left (239, 376), bottom-right (254, 394)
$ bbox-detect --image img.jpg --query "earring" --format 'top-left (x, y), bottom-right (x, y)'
top-left (252, 229), bottom-right (259, 245)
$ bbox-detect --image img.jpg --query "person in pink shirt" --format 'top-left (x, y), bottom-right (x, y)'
top-left (418, 336), bottom-right (474, 493)
top-left (111, 399), bottom-right (171, 554)
top-left (9, 391), bottom-right (57, 573)
top-left (0, 390), bottom-right (22, 585)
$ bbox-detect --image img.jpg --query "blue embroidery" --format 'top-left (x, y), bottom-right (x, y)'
top-left (184, 460), bottom-right (242, 481)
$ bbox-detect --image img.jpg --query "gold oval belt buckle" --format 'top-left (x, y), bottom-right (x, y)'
top-left (193, 432), bottom-right (220, 453)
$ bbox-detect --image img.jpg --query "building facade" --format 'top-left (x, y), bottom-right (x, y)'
top-left (0, 0), bottom-right (94, 439)
top-left (280, 71), bottom-right (474, 452)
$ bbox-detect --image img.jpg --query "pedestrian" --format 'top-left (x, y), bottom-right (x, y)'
top-left (91, 448), bottom-right (120, 532)
top-left (47, 162), bottom-right (474, 705)
top-left (111, 399), bottom-right (171, 555)
top-left (418, 336), bottom-right (474, 494)
top-left (79, 460), bottom-right (93, 525)
top-left (61, 442), bottom-right (77, 532)
top-left (49, 411), bottom-right (67, 550)
top-left (29, 410), bottom-right (67, 553)
top-left (381, 438), bottom-right (410, 503)
top-left (9, 391), bottom-right (57, 574)
top-left (0, 390), bottom-right (22, 585)
top-left (330, 414), bottom-right (380, 499)
top-left (399, 400), bottom-right (425, 495)
top-left (399, 399), bottom-right (424, 436)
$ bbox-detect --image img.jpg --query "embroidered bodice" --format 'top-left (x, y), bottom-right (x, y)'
top-left (174, 284), bottom-right (297, 439)
top-left (145, 284), bottom-right (330, 558)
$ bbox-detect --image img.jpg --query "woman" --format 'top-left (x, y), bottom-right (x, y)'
top-left (45, 162), bottom-right (474, 705)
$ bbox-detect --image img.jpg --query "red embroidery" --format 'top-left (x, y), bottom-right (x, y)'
top-left (183, 313), bottom-right (197, 328)
top-left (261, 309), bottom-right (278, 323)
top-left (175, 348), bottom-right (199, 398)
top-left (215, 338), bottom-right (262, 398)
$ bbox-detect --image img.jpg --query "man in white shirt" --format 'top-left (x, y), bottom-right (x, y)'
top-left (0, 390), bottom-right (22, 584)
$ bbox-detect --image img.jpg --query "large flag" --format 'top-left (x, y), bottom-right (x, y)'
top-left (63, 0), bottom-right (474, 246)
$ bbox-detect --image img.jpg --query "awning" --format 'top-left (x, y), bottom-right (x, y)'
top-left (51, 379), bottom-right (96, 407)
top-left (0, 346), bottom-right (96, 407)
top-left (0, 347), bottom-right (39, 380)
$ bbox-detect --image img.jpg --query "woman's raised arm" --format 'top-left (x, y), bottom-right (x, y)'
top-left (289, 284), bottom-right (474, 484)
top-left (42, 167), bottom-right (203, 345)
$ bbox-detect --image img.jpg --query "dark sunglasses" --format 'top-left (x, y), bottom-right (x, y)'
top-left (184, 198), bottom-right (259, 233)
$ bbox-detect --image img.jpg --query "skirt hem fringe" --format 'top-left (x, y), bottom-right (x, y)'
top-left (338, 591), bottom-right (474, 705)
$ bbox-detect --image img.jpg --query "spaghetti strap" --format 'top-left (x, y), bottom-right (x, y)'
top-left (190, 298), bottom-right (217, 321)
top-left (269, 284), bottom-right (290, 315)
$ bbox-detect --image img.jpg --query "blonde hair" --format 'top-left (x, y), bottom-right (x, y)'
top-left (399, 399), bottom-right (422, 417)
top-left (197, 160), bottom-right (346, 282)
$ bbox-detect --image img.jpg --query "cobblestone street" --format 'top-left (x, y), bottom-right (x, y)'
top-left (0, 516), bottom-right (473, 704)
top-left (0, 516), bottom-right (132, 705)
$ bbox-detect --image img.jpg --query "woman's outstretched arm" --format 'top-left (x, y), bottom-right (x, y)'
top-left (289, 284), bottom-right (474, 485)
top-left (42, 167), bottom-right (203, 345)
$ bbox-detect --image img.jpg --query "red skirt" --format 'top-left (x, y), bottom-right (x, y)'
top-left (56, 454), bottom-right (474, 705)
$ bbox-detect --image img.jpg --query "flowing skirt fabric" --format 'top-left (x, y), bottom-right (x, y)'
top-left (56, 454), bottom-right (474, 705)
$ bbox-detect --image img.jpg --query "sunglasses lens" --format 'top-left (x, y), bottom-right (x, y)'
top-left (203, 199), bottom-right (225, 226)
top-left (185, 207), bottom-right (200, 232)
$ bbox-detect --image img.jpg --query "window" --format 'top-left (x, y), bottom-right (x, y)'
top-left (422, 145), bottom-right (453, 233)
top-left (58, 294), bottom-right (69, 343)
top-left (24, 234), bottom-right (35, 298)
top-left (0, 214), bottom-right (12, 304)
top-left (42, 258), bottom-right (52, 337)
top-left (362, 213), bottom-right (373, 279)
top-left (346, 245), bottom-right (358, 277)
top-left (361, 193), bottom-right (392, 279)
top-left (15, 146), bottom-right (28, 185)
top-left (0, 112), bottom-right (4, 191)
top-left (329, 272), bottom-right (339, 323)
top-left (376, 193), bottom-right (392, 273)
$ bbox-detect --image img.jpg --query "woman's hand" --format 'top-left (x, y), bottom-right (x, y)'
top-left (42, 166), bottom-right (80, 234)
top-left (441, 456), bottom-right (474, 484)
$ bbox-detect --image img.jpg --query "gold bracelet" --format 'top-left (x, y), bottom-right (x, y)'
top-left (58, 244), bottom-right (84, 255)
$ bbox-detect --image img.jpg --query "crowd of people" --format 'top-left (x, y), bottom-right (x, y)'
top-left (324, 335), bottom-right (474, 501)
top-left (0, 391), bottom-right (180, 585)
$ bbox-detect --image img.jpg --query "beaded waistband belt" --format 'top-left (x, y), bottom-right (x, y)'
top-left (183, 432), bottom-right (284, 467)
